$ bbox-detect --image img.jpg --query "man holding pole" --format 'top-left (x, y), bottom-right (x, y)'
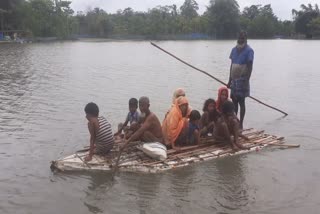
top-left (227, 31), bottom-right (254, 129)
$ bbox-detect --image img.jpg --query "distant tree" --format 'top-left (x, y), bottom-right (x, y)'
top-left (84, 8), bottom-right (112, 37)
top-left (146, 6), bottom-right (178, 35)
top-left (241, 4), bottom-right (278, 38)
top-left (122, 7), bottom-right (134, 17)
top-left (26, 0), bottom-right (56, 36)
top-left (0, 0), bottom-right (24, 30)
top-left (308, 17), bottom-right (320, 37)
top-left (277, 20), bottom-right (294, 37)
top-left (292, 4), bottom-right (320, 38)
top-left (242, 5), bottom-right (261, 20)
top-left (0, 0), bottom-right (23, 13)
top-left (172, 4), bottom-right (178, 16)
top-left (2, 0), bottom-right (316, 40)
top-left (206, 0), bottom-right (240, 38)
top-left (180, 0), bottom-right (199, 19)
top-left (0, 8), bottom-right (8, 30)
top-left (53, 0), bottom-right (75, 38)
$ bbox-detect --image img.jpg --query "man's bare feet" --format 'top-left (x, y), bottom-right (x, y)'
top-left (173, 146), bottom-right (181, 151)
top-left (236, 143), bottom-right (248, 150)
top-left (231, 144), bottom-right (239, 152)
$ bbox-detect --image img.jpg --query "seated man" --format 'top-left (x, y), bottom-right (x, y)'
top-left (124, 96), bottom-right (163, 146)
top-left (162, 96), bottom-right (189, 150)
top-left (213, 101), bottom-right (247, 150)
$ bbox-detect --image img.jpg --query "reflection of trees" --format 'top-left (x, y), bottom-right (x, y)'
top-left (0, 44), bottom-right (33, 133)
top-left (138, 174), bottom-right (162, 213)
top-left (76, 158), bottom-right (248, 214)
top-left (214, 156), bottom-right (249, 213)
top-left (121, 173), bottom-right (163, 214)
top-left (83, 172), bottom-right (114, 214)
top-left (0, 45), bottom-right (33, 100)
top-left (83, 172), bottom-right (164, 214)
top-left (168, 167), bottom-right (197, 199)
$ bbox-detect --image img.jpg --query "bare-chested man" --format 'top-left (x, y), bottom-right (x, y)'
top-left (123, 96), bottom-right (163, 146)
top-left (214, 100), bottom-right (247, 150)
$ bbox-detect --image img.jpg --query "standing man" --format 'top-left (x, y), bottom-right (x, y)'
top-left (227, 31), bottom-right (254, 129)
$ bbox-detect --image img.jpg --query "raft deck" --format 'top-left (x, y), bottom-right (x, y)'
top-left (51, 129), bottom-right (286, 173)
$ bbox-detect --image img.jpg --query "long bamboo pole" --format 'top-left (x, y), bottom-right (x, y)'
top-left (150, 42), bottom-right (288, 116)
top-left (111, 140), bottom-right (141, 179)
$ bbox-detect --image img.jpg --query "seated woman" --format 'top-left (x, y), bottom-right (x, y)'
top-left (216, 86), bottom-right (230, 113)
top-left (213, 101), bottom-right (247, 150)
top-left (172, 88), bottom-right (186, 103)
top-left (200, 98), bottom-right (221, 137)
top-left (162, 96), bottom-right (189, 150)
top-left (165, 88), bottom-right (192, 119)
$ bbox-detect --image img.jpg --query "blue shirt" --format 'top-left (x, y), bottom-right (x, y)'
top-left (188, 122), bottom-right (199, 139)
top-left (229, 45), bottom-right (254, 65)
top-left (126, 111), bottom-right (140, 125)
top-left (229, 45), bottom-right (254, 98)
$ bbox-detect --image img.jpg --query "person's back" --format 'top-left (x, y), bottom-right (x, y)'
top-left (96, 116), bottom-right (114, 153)
top-left (143, 112), bottom-right (163, 140)
top-left (84, 102), bottom-right (114, 161)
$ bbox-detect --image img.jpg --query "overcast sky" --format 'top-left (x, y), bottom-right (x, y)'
top-left (70, 0), bottom-right (320, 20)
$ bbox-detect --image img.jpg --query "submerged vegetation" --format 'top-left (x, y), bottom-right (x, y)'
top-left (0, 0), bottom-right (319, 39)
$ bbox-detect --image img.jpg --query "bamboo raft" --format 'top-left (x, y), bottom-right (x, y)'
top-left (50, 129), bottom-right (294, 173)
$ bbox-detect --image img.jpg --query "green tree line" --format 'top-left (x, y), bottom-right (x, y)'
top-left (0, 0), bottom-right (320, 39)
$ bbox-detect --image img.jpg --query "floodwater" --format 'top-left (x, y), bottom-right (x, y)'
top-left (0, 40), bottom-right (320, 214)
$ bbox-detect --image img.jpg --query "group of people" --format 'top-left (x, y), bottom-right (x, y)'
top-left (83, 31), bottom-right (254, 161)
top-left (83, 86), bottom-right (246, 161)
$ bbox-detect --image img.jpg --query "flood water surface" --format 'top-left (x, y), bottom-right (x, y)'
top-left (0, 40), bottom-right (320, 214)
